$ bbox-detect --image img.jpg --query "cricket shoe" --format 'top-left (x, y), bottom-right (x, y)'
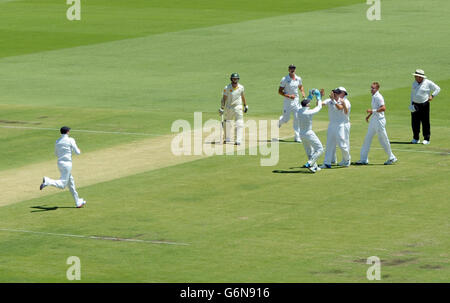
top-left (319, 164), bottom-right (331, 169)
top-left (422, 140), bottom-right (430, 145)
top-left (308, 163), bottom-right (319, 173)
top-left (76, 199), bottom-right (87, 208)
top-left (338, 160), bottom-right (351, 167)
top-left (354, 160), bottom-right (368, 165)
top-left (411, 139), bottom-right (420, 144)
top-left (294, 137), bottom-right (302, 143)
top-left (384, 157), bottom-right (398, 165)
top-left (39, 177), bottom-right (47, 190)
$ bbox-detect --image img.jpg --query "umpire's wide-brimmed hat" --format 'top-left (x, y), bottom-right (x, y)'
top-left (412, 69), bottom-right (427, 78)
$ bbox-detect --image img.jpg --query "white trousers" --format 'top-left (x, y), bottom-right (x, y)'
top-left (324, 123), bottom-right (350, 165)
top-left (360, 118), bottom-right (395, 162)
top-left (224, 105), bottom-right (244, 143)
top-left (300, 130), bottom-right (324, 165)
top-left (279, 98), bottom-right (301, 140)
top-left (45, 161), bottom-right (81, 205)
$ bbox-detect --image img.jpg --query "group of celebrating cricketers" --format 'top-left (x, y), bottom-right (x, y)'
top-left (219, 64), bottom-right (441, 173)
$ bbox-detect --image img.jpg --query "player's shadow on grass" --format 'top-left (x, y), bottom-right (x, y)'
top-left (390, 141), bottom-right (413, 144)
top-left (258, 139), bottom-right (298, 144)
top-left (30, 205), bottom-right (77, 213)
top-left (350, 162), bottom-right (386, 166)
top-left (272, 169), bottom-right (311, 174)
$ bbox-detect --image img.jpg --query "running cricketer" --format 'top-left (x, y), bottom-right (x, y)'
top-left (40, 126), bottom-right (86, 208)
top-left (356, 82), bottom-right (397, 165)
top-left (278, 64), bottom-right (306, 142)
top-left (219, 73), bottom-right (248, 145)
top-left (298, 89), bottom-right (324, 173)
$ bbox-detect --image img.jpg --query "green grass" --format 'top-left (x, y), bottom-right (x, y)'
top-left (0, 0), bottom-right (449, 282)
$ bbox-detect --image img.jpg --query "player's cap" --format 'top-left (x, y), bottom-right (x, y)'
top-left (230, 73), bottom-right (240, 79)
top-left (60, 126), bottom-right (71, 134)
top-left (288, 64), bottom-right (296, 69)
top-left (412, 69), bottom-right (427, 78)
top-left (332, 87), bottom-right (348, 95)
top-left (301, 98), bottom-right (311, 107)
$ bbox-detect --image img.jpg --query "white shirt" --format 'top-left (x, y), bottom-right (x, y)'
top-left (323, 98), bottom-right (350, 125)
top-left (298, 101), bottom-right (322, 133)
top-left (223, 83), bottom-right (245, 107)
top-left (411, 79), bottom-right (440, 104)
top-left (280, 74), bottom-right (302, 99)
top-left (322, 98), bottom-right (341, 124)
top-left (55, 134), bottom-right (81, 162)
top-left (371, 91), bottom-right (385, 119)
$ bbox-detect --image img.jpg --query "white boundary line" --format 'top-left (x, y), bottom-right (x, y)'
top-left (0, 125), bottom-right (162, 136)
top-left (0, 228), bottom-right (190, 246)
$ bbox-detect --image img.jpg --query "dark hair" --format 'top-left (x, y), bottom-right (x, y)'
top-left (60, 126), bottom-right (71, 134)
top-left (301, 98), bottom-right (310, 107)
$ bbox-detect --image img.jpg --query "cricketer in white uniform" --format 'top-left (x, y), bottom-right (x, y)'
top-left (278, 64), bottom-right (306, 142)
top-left (357, 82), bottom-right (397, 165)
top-left (219, 73), bottom-right (248, 145)
top-left (321, 87), bottom-right (351, 168)
top-left (298, 89), bottom-right (324, 173)
top-left (40, 126), bottom-right (86, 208)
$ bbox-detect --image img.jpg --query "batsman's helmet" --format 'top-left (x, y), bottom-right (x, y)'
top-left (288, 64), bottom-right (296, 69)
top-left (230, 73), bottom-right (240, 80)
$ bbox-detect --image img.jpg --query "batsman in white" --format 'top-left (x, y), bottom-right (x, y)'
top-left (39, 126), bottom-right (86, 208)
top-left (219, 73), bottom-right (248, 145)
top-left (298, 89), bottom-right (324, 173)
top-left (278, 64), bottom-right (306, 143)
top-left (320, 87), bottom-right (351, 168)
top-left (356, 82), bottom-right (397, 165)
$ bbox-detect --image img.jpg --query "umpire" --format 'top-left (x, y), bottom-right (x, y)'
top-left (410, 69), bottom-right (440, 145)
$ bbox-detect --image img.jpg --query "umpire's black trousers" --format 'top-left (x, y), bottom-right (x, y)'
top-left (411, 101), bottom-right (430, 141)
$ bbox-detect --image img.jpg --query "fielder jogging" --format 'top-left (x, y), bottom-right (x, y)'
top-left (40, 126), bottom-right (86, 208)
top-left (278, 64), bottom-right (306, 142)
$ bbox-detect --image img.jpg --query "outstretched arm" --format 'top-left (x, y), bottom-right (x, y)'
top-left (306, 100), bottom-right (323, 115)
